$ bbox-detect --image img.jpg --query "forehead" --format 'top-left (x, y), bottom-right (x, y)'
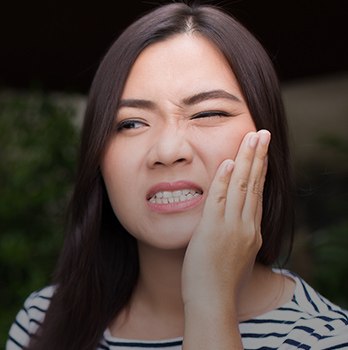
top-left (121, 33), bottom-right (243, 102)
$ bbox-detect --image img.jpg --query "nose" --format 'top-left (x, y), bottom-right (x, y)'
top-left (147, 123), bottom-right (193, 168)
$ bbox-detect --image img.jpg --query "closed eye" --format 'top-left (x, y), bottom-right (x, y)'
top-left (190, 110), bottom-right (232, 119)
top-left (116, 119), bottom-right (148, 131)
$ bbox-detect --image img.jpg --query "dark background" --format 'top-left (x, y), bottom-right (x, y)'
top-left (1, 0), bottom-right (348, 93)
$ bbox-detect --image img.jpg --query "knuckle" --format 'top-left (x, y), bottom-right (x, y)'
top-left (247, 222), bottom-right (258, 236)
top-left (251, 179), bottom-right (260, 194)
top-left (257, 236), bottom-right (263, 250)
top-left (258, 193), bottom-right (263, 205)
top-left (250, 178), bottom-right (264, 201)
top-left (255, 230), bottom-right (263, 249)
top-left (251, 231), bottom-right (263, 251)
top-left (238, 179), bottom-right (248, 193)
top-left (214, 194), bottom-right (227, 205)
top-left (244, 222), bottom-right (262, 239)
top-left (209, 184), bottom-right (228, 204)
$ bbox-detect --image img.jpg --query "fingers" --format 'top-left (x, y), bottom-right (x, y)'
top-left (254, 156), bottom-right (268, 226)
top-left (225, 130), bottom-right (270, 227)
top-left (202, 159), bottom-right (234, 220)
top-left (242, 130), bottom-right (270, 223)
top-left (200, 129), bottom-right (270, 234)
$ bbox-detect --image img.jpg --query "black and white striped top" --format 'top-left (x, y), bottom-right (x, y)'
top-left (6, 269), bottom-right (348, 349)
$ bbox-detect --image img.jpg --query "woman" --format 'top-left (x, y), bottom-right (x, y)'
top-left (7, 2), bottom-right (348, 349)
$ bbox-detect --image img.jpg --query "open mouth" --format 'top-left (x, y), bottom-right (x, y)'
top-left (148, 189), bottom-right (203, 204)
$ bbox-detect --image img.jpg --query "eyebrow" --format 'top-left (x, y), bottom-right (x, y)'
top-left (118, 99), bottom-right (155, 109)
top-left (182, 89), bottom-right (242, 105)
top-left (118, 89), bottom-right (242, 110)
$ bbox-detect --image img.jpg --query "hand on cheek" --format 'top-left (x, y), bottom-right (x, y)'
top-left (182, 129), bottom-right (271, 313)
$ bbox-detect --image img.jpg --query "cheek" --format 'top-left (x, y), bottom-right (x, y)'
top-left (223, 120), bottom-right (256, 159)
top-left (102, 159), bottom-right (142, 236)
top-left (200, 127), bottom-right (253, 162)
top-left (102, 139), bottom-right (144, 179)
top-left (101, 143), bottom-right (141, 212)
top-left (220, 133), bottom-right (242, 159)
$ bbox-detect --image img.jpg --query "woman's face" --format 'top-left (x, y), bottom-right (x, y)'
top-left (101, 34), bottom-right (256, 250)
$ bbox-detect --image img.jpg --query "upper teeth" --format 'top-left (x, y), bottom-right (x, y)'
top-left (149, 189), bottom-right (201, 204)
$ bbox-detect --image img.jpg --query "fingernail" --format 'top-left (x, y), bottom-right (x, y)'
top-left (259, 130), bottom-right (271, 146)
top-left (223, 159), bottom-right (234, 175)
top-left (249, 133), bottom-right (259, 148)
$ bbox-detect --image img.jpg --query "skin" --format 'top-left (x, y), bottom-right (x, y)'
top-left (101, 33), bottom-right (295, 348)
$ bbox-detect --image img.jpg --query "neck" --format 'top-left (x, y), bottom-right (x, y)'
top-left (133, 245), bottom-right (293, 319)
top-left (237, 264), bottom-right (295, 321)
top-left (134, 242), bottom-right (186, 316)
top-left (109, 244), bottom-right (295, 339)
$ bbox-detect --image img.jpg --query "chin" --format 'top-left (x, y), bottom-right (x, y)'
top-left (133, 218), bottom-right (197, 251)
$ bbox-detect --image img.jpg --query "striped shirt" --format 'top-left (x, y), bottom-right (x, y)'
top-left (6, 269), bottom-right (348, 349)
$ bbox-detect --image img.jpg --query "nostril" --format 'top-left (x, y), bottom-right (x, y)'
top-left (153, 158), bottom-right (187, 167)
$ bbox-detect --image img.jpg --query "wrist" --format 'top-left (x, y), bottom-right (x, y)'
top-left (183, 302), bottom-right (242, 350)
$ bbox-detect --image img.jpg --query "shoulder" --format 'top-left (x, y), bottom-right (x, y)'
top-left (6, 285), bottom-right (55, 350)
top-left (282, 269), bottom-right (348, 318)
top-left (277, 269), bottom-right (348, 348)
top-left (240, 269), bottom-right (348, 349)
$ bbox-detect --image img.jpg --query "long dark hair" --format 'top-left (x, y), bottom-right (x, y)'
top-left (28, 2), bottom-right (294, 349)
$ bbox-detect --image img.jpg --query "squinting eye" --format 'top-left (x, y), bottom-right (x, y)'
top-left (116, 119), bottom-right (146, 131)
top-left (191, 110), bottom-right (232, 119)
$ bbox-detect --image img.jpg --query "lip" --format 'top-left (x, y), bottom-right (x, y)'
top-left (146, 180), bottom-right (204, 213)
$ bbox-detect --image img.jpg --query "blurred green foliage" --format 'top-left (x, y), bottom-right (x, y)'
top-left (289, 135), bottom-right (348, 309)
top-left (0, 91), bottom-right (79, 346)
top-left (311, 223), bottom-right (348, 307)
